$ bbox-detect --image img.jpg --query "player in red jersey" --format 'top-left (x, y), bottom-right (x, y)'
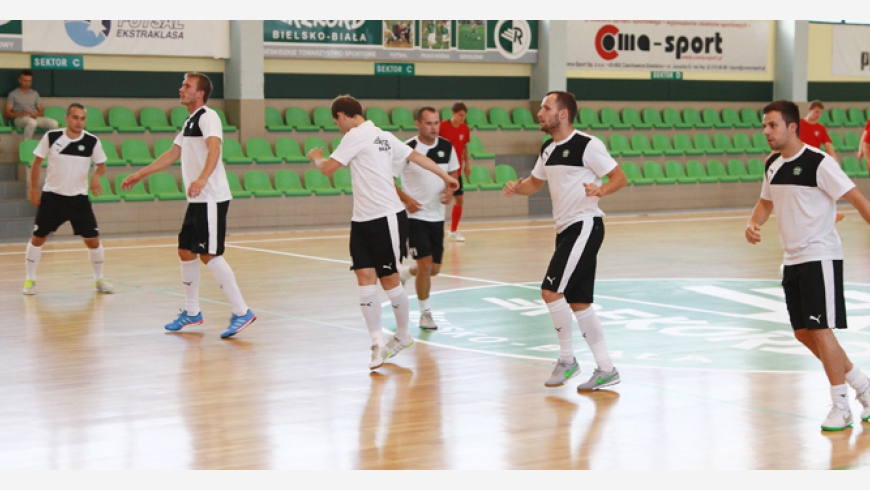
top-left (439, 102), bottom-right (471, 241)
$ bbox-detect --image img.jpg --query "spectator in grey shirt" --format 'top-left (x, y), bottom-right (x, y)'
top-left (4, 69), bottom-right (58, 139)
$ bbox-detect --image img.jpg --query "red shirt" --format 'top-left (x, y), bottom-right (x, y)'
top-left (439, 119), bottom-right (470, 170)
top-left (799, 118), bottom-right (832, 149)
top-left (864, 119), bottom-right (870, 143)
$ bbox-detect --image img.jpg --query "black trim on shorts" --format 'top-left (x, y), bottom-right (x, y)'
top-left (782, 260), bottom-right (847, 330)
top-left (408, 218), bottom-right (445, 264)
top-left (178, 201), bottom-right (229, 256)
top-left (541, 217), bottom-right (605, 304)
top-left (349, 210), bottom-right (409, 278)
top-left (33, 191), bottom-right (99, 239)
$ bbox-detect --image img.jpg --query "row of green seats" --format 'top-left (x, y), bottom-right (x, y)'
top-left (575, 107), bottom-right (766, 131)
top-left (597, 132), bottom-right (773, 157)
top-left (621, 157), bottom-right (870, 185)
top-left (0, 106), bottom-right (236, 135)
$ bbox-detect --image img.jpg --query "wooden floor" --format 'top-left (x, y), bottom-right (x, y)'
top-left (2, 209), bottom-right (870, 470)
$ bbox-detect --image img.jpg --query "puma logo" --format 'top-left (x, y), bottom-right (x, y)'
top-left (555, 327), bottom-right (562, 332)
top-left (198, 242), bottom-right (207, 249)
top-left (546, 276), bottom-right (555, 285)
top-left (809, 315), bottom-right (822, 324)
top-left (182, 281), bottom-right (192, 286)
top-left (360, 302), bottom-right (372, 307)
top-left (383, 264), bottom-right (392, 270)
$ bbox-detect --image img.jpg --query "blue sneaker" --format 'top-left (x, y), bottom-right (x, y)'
top-left (165, 309), bottom-right (204, 332)
top-left (221, 309), bottom-right (256, 338)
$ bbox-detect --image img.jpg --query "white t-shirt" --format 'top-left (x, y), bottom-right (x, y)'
top-left (173, 106), bottom-right (232, 203)
top-left (401, 136), bottom-right (459, 222)
top-left (761, 144), bottom-right (855, 265)
top-left (531, 130), bottom-right (618, 233)
top-left (34, 129), bottom-right (107, 196)
top-left (331, 120), bottom-right (413, 222)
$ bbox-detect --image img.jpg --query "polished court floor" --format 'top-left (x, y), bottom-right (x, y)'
top-left (2, 209), bottom-right (870, 470)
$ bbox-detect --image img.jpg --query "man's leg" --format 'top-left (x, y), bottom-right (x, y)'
top-left (83, 236), bottom-right (112, 293)
top-left (23, 234), bottom-right (47, 294)
top-left (542, 289), bottom-right (580, 387)
top-left (15, 116), bottom-right (37, 139)
top-left (165, 248), bottom-right (205, 331)
top-left (572, 302), bottom-right (619, 391)
top-left (36, 116), bottom-right (58, 132)
top-left (450, 193), bottom-right (464, 240)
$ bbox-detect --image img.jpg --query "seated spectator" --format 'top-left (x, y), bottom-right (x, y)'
top-left (4, 69), bottom-right (58, 139)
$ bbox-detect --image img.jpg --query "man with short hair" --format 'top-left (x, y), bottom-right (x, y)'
top-left (503, 91), bottom-right (627, 391)
top-left (23, 103), bottom-right (112, 295)
top-left (800, 100), bottom-right (838, 161)
top-left (307, 95), bottom-right (458, 370)
top-left (4, 69), bottom-right (58, 140)
top-left (122, 72), bottom-right (256, 339)
top-left (439, 101), bottom-right (471, 242)
top-left (746, 99), bottom-right (870, 431)
top-left (397, 106), bottom-right (460, 330)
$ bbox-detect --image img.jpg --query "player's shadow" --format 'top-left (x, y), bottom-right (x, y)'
top-left (543, 390), bottom-right (620, 469)
top-left (824, 422), bottom-right (870, 469)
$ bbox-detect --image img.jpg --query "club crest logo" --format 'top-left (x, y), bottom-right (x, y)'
top-left (64, 20), bottom-right (111, 47)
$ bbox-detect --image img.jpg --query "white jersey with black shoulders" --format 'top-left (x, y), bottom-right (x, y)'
top-left (531, 130), bottom-right (618, 233)
top-left (172, 105), bottom-right (232, 203)
top-left (761, 144), bottom-right (855, 265)
top-left (402, 136), bottom-right (459, 222)
top-left (34, 129), bottom-right (107, 196)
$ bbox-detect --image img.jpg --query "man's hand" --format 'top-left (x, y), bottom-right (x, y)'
top-left (440, 188), bottom-right (452, 205)
top-left (404, 198), bottom-right (422, 214)
top-left (745, 221), bottom-right (762, 244)
top-left (443, 174), bottom-right (459, 192)
top-left (121, 172), bottom-right (143, 191)
top-left (504, 177), bottom-right (525, 197)
top-left (188, 178), bottom-right (207, 198)
top-left (90, 174), bottom-right (103, 197)
top-left (584, 182), bottom-right (605, 197)
top-left (307, 147), bottom-right (324, 163)
top-left (29, 191), bottom-right (40, 207)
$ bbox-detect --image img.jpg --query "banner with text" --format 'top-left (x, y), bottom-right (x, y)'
top-left (22, 21), bottom-right (229, 58)
top-left (832, 24), bottom-right (870, 77)
top-left (566, 20), bottom-right (768, 73)
top-left (264, 20), bottom-right (537, 63)
top-left (0, 20), bottom-right (23, 52)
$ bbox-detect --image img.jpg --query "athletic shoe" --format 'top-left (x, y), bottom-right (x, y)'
top-left (857, 389), bottom-right (870, 422)
top-left (836, 213), bottom-right (845, 223)
top-left (399, 265), bottom-right (412, 285)
top-left (821, 405), bottom-right (853, 431)
top-left (22, 279), bottom-right (36, 295)
top-left (370, 344), bottom-right (388, 370)
top-left (385, 335), bottom-right (414, 358)
top-left (95, 278), bottom-right (114, 294)
top-left (449, 231), bottom-right (466, 242)
top-left (576, 367), bottom-right (621, 391)
top-left (165, 309), bottom-right (204, 332)
top-left (220, 309), bottom-right (256, 338)
top-left (419, 311), bottom-right (438, 330)
top-left (545, 357), bottom-right (580, 387)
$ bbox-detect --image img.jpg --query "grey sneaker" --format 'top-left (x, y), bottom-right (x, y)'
top-left (544, 357), bottom-right (580, 387)
top-left (369, 344), bottom-right (388, 370)
top-left (419, 311), bottom-right (438, 330)
top-left (95, 278), bottom-right (114, 294)
top-left (385, 335), bottom-right (414, 359)
top-left (576, 367), bottom-right (621, 391)
top-left (22, 279), bottom-right (36, 295)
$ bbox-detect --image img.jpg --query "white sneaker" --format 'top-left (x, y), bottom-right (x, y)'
top-left (821, 404), bottom-right (853, 431)
top-left (95, 278), bottom-right (114, 294)
top-left (22, 279), bottom-right (36, 295)
top-left (385, 335), bottom-right (414, 359)
top-left (369, 344), bottom-right (388, 370)
top-left (419, 311), bottom-right (438, 330)
top-left (857, 389), bottom-right (870, 422)
top-left (449, 231), bottom-right (466, 242)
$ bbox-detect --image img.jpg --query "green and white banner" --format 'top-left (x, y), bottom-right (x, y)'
top-left (0, 20), bottom-right (23, 52)
top-left (264, 20), bottom-right (537, 63)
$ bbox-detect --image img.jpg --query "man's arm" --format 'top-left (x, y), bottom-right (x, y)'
top-left (407, 150), bottom-right (459, 191)
top-left (503, 175), bottom-right (545, 197)
top-left (29, 157), bottom-right (43, 206)
top-left (745, 198), bottom-right (774, 244)
top-left (395, 185), bottom-right (422, 214)
top-left (307, 147), bottom-right (343, 177)
top-left (90, 164), bottom-right (105, 196)
top-left (462, 147), bottom-right (471, 179)
top-left (3, 103), bottom-right (16, 120)
top-left (842, 187), bottom-right (870, 224)
top-left (584, 166), bottom-right (628, 198)
top-left (858, 131), bottom-right (867, 160)
top-left (824, 142), bottom-right (838, 162)
top-left (35, 104), bottom-right (45, 118)
top-left (121, 144), bottom-right (181, 190)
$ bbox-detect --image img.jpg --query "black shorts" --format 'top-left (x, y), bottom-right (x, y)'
top-left (453, 174), bottom-right (464, 197)
top-left (178, 201), bottom-right (229, 256)
top-left (350, 210), bottom-right (408, 278)
top-left (33, 191), bottom-right (99, 239)
top-left (409, 218), bottom-right (445, 264)
top-left (542, 217), bottom-right (604, 304)
top-left (782, 260), bottom-right (847, 330)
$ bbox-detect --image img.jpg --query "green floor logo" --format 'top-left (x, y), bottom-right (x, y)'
top-left (384, 279), bottom-right (870, 372)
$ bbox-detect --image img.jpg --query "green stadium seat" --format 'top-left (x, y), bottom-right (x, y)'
top-left (395, 177), bottom-right (402, 189)
top-left (441, 107), bottom-right (453, 122)
top-left (108, 107), bottom-right (146, 133)
top-left (0, 116), bottom-right (13, 133)
top-left (722, 108), bottom-right (751, 129)
top-left (631, 134), bottom-right (662, 156)
top-left (818, 109), bottom-right (837, 128)
top-left (244, 170), bottom-right (282, 197)
top-left (600, 108), bottom-right (630, 130)
top-left (469, 165), bottom-right (502, 190)
top-left (594, 134), bottom-right (609, 153)
top-left (621, 162), bottom-right (653, 185)
top-left (275, 138), bottom-right (309, 163)
top-left (665, 160), bottom-right (698, 183)
top-left (44, 106), bottom-right (67, 128)
top-left (741, 108), bottom-right (763, 128)
top-left (727, 159), bottom-right (760, 182)
top-left (652, 134), bottom-right (682, 156)
top-left (366, 107), bottom-right (399, 131)
top-left (829, 132), bottom-right (846, 152)
top-left (579, 108), bottom-right (607, 130)
top-left (275, 169), bottom-right (311, 196)
top-left (848, 108), bottom-right (866, 128)
top-left (572, 113), bottom-right (586, 130)
top-left (865, 108), bottom-right (870, 123)
top-left (831, 108), bottom-right (858, 128)
top-left (843, 157), bottom-right (869, 178)
top-left (148, 172), bottom-right (186, 200)
top-left (392, 107), bottom-right (416, 131)
top-left (313, 107), bottom-right (339, 131)
top-left (674, 133), bottom-right (704, 156)
top-left (246, 138), bottom-right (282, 164)
top-left (467, 136), bottom-right (495, 159)
top-left (226, 171), bottom-right (252, 198)
top-left (84, 106), bottom-right (113, 133)
top-left (89, 175), bottom-right (121, 203)
top-left (686, 160), bottom-right (718, 183)
top-left (643, 161), bottom-right (676, 184)
top-left (140, 107), bottom-right (175, 132)
top-left (154, 138), bottom-right (180, 165)
top-left (747, 159), bottom-right (765, 178)
top-left (494, 164), bottom-right (518, 185)
top-left (213, 108), bottom-right (236, 132)
top-left (693, 134), bottom-right (724, 155)
top-left (713, 133), bottom-right (744, 155)
top-left (303, 137), bottom-right (330, 159)
top-left (701, 108), bottom-right (730, 129)
top-left (303, 168), bottom-right (342, 196)
top-left (622, 108), bottom-right (652, 129)
top-left (222, 138), bottom-right (253, 164)
top-left (121, 139), bottom-right (153, 166)
top-left (489, 107), bottom-right (521, 130)
top-left (662, 108), bottom-right (692, 129)
top-left (100, 140), bottom-right (128, 167)
top-left (115, 172), bottom-right (154, 201)
top-left (642, 108), bottom-right (671, 129)
top-left (733, 133), bottom-right (763, 155)
top-left (170, 107), bottom-right (189, 129)
top-left (845, 132), bottom-right (862, 152)
top-left (752, 133), bottom-right (771, 153)
top-left (683, 108), bottom-right (712, 129)
top-left (466, 107), bottom-right (497, 130)
top-left (706, 159), bottom-right (740, 183)
top-left (610, 134), bottom-right (640, 157)
top-left (264, 107), bottom-right (292, 132)
top-left (512, 108), bottom-right (539, 130)
top-left (333, 167), bottom-right (353, 194)
top-left (285, 107), bottom-right (318, 132)
top-left (461, 174), bottom-right (478, 191)
top-left (331, 136), bottom-right (343, 153)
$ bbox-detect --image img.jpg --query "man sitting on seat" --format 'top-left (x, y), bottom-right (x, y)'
top-left (4, 69), bottom-right (58, 140)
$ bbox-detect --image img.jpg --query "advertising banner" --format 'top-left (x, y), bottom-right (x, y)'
top-left (566, 20), bottom-right (768, 73)
top-left (0, 20), bottom-right (23, 52)
top-left (22, 20), bottom-right (230, 58)
top-left (832, 24), bottom-right (870, 77)
top-left (264, 20), bottom-right (537, 63)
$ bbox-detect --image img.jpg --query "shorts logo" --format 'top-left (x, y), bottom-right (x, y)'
top-left (793, 167), bottom-right (802, 176)
top-left (546, 276), bottom-right (555, 285)
top-left (809, 314), bottom-right (822, 324)
top-left (383, 263), bottom-right (393, 270)
top-left (198, 242), bottom-right (207, 249)
top-left (410, 247), bottom-right (417, 257)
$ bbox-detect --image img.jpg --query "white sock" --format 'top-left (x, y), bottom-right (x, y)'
top-left (409, 263), bottom-right (418, 276)
top-left (574, 307), bottom-right (614, 372)
top-left (206, 256), bottom-right (248, 316)
top-left (25, 243), bottom-right (42, 281)
top-left (386, 285), bottom-right (411, 342)
top-left (846, 366), bottom-right (870, 394)
top-left (359, 285), bottom-right (384, 347)
top-left (180, 259), bottom-right (201, 316)
top-left (547, 298), bottom-right (575, 363)
top-left (87, 245), bottom-right (104, 280)
top-left (419, 298), bottom-right (431, 313)
top-left (831, 384), bottom-right (849, 409)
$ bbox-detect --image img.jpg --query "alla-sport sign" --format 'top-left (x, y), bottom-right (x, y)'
top-left (22, 21), bottom-right (230, 58)
top-left (264, 20), bottom-right (537, 63)
top-left (382, 279), bottom-right (870, 372)
top-left (832, 24), bottom-right (870, 77)
top-left (566, 20), bottom-right (768, 73)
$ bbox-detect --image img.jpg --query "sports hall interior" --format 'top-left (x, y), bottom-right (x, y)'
top-left (2, 20), bottom-right (870, 470)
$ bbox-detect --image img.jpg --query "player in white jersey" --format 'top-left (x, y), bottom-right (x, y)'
top-left (122, 73), bottom-right (256, 339)
top-left (23, 103), bottom-right (112, 295)
top-left (503, 91), bottom-right (627, 390)
top-left (307, 95), bottom-right (459, 370)
top-left (746, 100), bottom-right (870, 431)
top-left (396, 106), bottom-right (460, 330)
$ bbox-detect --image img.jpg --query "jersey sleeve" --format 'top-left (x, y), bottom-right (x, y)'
top-left (330, 129), bottom-right (362, 166)
top-left (172, 131), bottom-right (183, 148)
top-left (530, 153), bottom-right (547, 181)
top-left (201, 110), bottom-right (223, 141)
top-left (817, 156), bottom-right (856, 200)
top-left (390, 133), bottom-right (414, 165)
top-left (91, 138), bottom-right (107, 165)
top-left (447, 147), bottom-right (460, 173)
top-left (760, 168), bottom-right (772, 200)
top-left (33, 133), bottom-right (50, 159)
top-left (583, 137), bottom-right (619, 177)
top-left (819, 125), bottom-right (832, 144)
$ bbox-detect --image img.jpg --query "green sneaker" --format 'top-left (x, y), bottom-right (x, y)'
top-left (821, 405), bottom-right (853, 431)
top-left (22, 279), bottom-right (36, 295)
top-left (95, 278), bottom-right (114, 294)
top-left (545, 357), bottom-right (580, 387)
top-left (577, 367), bottom-right (620, 391)
top-left (385, 335), bottom-right (414, 359)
